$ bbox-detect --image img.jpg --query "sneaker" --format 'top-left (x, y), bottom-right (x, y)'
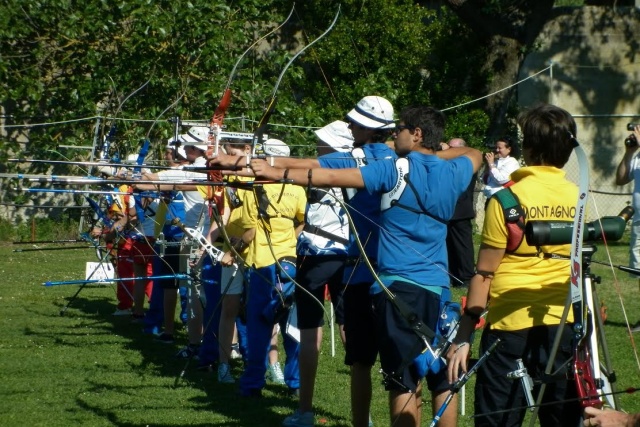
top-left (154, 333), bottom-right (174, 344)
top-left (282, 410), bottom-right (314, 427)
top-left (230, 343), bottom-right (242, 360)
top-left (267, 361), bottom-right (285, 384)
top-left (113, 308), bottom-right (132, 316)
top-left (217, 362), bottom-right (235, 384)
top-left (131, 313), bottom-right (145, 324)
top-left (175, 344), bottom-right (199, 359)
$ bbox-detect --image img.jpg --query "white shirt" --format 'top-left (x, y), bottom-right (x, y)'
top-left (157, 156), bottom-right (210, 232)
top-left (483, 156), bottom-right (521, 197)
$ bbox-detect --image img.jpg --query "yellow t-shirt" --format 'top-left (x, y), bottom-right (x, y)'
top-left (223, 176), bottom-right (252, 255)
top-left (239, 183), bottom-right (306, 269)
top-left (483, 166), bottom-right (577, 330)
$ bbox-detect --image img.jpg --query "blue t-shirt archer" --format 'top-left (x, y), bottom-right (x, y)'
top-left (360, 151), bottom-right (473, 289)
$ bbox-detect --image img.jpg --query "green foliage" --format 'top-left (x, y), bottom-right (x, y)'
top-left (0, 0), bottom-right (497, 167)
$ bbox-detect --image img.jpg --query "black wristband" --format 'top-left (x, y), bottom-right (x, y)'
top-left (283, 168), bottom-right (290, 180)
top-left (307, 169), bottom-right (313, 192)
top-left (463, 307), bottom-right (482, 324)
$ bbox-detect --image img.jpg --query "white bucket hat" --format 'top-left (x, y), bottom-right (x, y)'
top-left (314, 120), bottom-right (354, 153)
top-left (263, 139), bottom-right (290, 157)
top-left (180, 126), bottom-right (210, 150)
top-left (346, 96), bottom-right (395, 130)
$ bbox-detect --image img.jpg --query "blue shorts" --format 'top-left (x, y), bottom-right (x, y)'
top-left (372, 280), bottom-right (448, 393)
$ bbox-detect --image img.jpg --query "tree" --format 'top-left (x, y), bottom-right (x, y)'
top-left (435, 0), bottom-right (557, 139)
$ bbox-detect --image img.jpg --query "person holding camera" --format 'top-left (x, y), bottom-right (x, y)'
top-left (447, 104), bottom-right (582, 426)
top-left (615, 123), bottom-right (640, 333)
top-left (482, 136), bottom-right (521, 201)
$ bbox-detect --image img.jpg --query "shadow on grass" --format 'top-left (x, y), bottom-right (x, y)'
top-left (42, 293), bottom-right (351, 426)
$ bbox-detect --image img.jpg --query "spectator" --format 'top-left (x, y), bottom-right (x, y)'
top-left (482, 135), bottom-right (520, 200)
top-left (615, 123), bottom-right (640, 333)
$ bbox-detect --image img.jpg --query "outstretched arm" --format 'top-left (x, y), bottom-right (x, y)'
top-left (250, 158), bottom-right (364, 189)
top-left (437, 146), bottom-right (483, 173)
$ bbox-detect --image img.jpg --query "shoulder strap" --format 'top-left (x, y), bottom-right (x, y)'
top-left (343, 147), bottom-right (367, 200)
top-left (381, 157), bottom-right (409, 211)
top-left (351, 147), bottom-right (367, 167)
top-left (492, 187), bottom-right (526, 253)
top-left (381, 158), bottom-right (448, 224)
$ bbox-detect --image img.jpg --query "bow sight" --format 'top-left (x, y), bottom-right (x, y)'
top-left (525, 206), bottom-right (634, 246)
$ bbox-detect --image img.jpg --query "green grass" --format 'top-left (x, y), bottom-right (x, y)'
top-left (0, 237), bottom-right (639, 426)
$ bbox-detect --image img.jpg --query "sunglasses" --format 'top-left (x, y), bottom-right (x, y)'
top-left (394, 124), bottom-right (415, 133)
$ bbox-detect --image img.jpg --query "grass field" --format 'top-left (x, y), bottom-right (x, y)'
top-left (1, 237), bottom-right (639, 426)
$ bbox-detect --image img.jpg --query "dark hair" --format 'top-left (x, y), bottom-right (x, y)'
top-left (372, 128), bottom-right (394, 142)
top-left (497, 135), bottom-right (520, 159)
top-left (517, 104), bottom-right (576, 168)
top-left (400, 106), bottom-right (446, 151)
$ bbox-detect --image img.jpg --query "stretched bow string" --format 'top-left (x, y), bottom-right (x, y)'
top-left (241, 6), bottom-right (343, 321)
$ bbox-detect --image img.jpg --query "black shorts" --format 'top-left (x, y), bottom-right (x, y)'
top-left (474, 324), bottom-right (580, 427)
top-left (156, 245), bottom-right (182, 290)
top-left (295, 255), bottom-right (346, 329)
top-left (343, 282), bottom-right (377, 367)
top-left (372, 280), bottom-right (449, 393)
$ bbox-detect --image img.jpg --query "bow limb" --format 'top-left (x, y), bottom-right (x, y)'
top-left (99, 78), bottom-right (152, 162)
top-left (146, 88), bottom-right (188, 141)
top-left (251, 5), bottom-right (341, 157)
top-left (205, 6), bottom-right (297, 210)
top-left (209, 1), bottom-right (297, 139)
top-left (567, 142), bottom-right (605, 409)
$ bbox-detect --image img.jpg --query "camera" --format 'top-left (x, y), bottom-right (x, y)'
top-left (625, 134), bottom-right (638, 148)
top-left (627, 123), bottom-right (639, 131)
top-left (525, 206), bottom-right (634, 246)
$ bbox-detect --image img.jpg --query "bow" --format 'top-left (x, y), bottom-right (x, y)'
top-left (567, 139), bottom-right (604, 409)
top-left (204, 4), bottom-right (297, 214)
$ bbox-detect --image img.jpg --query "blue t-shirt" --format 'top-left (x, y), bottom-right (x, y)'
top-left (318, 143), bottom-right (396, 284)
top-left (360, 151), bottom-right (473, 289)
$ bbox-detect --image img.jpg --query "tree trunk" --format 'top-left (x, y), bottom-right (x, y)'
top-left (442, 0), bottom-right (556, 138)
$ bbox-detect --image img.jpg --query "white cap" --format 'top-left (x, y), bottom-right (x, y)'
top-left (180, 126), bottom-right (210, 151)
top-left (346, 96), bottom-right (395, 129)
top-left (314, 120), bottom-right (354, 152)
top-left (263, 139), bottom-right (290, 157)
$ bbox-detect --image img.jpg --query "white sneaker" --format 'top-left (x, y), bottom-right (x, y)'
top-left (113, 308), bottom-right (132, 316)
top-left (218, 362), bottom-right (235, 384)
top-left (230, 343), bottom-right (242, 359)
top-left (282, 410), bottom-right (314, 427)
top-left (267, 361), bottom-right (285, 384)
